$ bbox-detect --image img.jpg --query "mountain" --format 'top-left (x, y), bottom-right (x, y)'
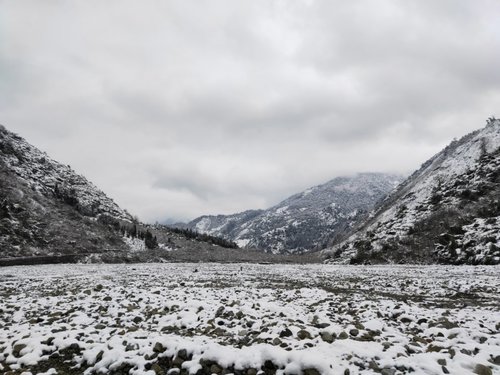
top-left (181, 173), bottom-right (403, 254)
top-left (324, 117), bottom-right (500, 265)
top-left (1, 124), bottom-right (282, 265)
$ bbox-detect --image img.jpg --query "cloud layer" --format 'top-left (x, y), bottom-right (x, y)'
top-left (1, 0), bottom-right (499, 221)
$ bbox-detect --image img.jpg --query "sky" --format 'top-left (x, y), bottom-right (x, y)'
top-left (1, 0), bottom-right (500, 223)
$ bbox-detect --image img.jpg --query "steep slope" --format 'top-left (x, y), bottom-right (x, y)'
top-left (325, 118), bottom-right (500, 265)
top-left (182, 173), bottom-right (403, 254)
top-left (0, 124), bottom-right (136, 258)
top-left (0, 124), bottom-right (256, 264)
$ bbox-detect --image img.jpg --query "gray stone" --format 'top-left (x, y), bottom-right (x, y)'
top-left (12, 344), bottom-right (26, 358)
top-left (153, 343), bottom-right (165, 353)
top-left (304, 368), bottom-right (321, 375)
top-left (437, 359), bottom-right (447, 366)
top-left (320, 331), bottom-right (335, 343)
top-left (474, 364), bottom-right (492, 375)
top-left (297, 330), bottom-right (312, 340)
top-left (338, 331), bottom-right (349, 340)
top-left (210, 364), bottom-right (223, 374)
top-left (279, 328), bottom-right (292, 338)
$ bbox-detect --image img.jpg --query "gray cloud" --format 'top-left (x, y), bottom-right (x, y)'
top-left (1, 0), bottom-right (499, 222)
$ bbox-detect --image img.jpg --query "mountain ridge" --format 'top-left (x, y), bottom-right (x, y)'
top-left (324, 118), bottom-right (500, 265)
top-left (179, 173), bottom-right (403, 254)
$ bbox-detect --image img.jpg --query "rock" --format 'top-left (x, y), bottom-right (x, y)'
top-left (315, 323), bottom-right (330, 329)
top-left (437, 359), bottom-right (447, 366)
top-left (272, 337), bottom-right (282, 346)
top-left (215, 306), bottom-right (225, 317)
top-left (320, 331), bottom-right (335, 343)
top-left (126, 344), bottom-right (137, 351)
top-left (303, 368), bottom-right (321, 375)
top-left (339, 331), bottom-right (349, 340)
top-left (264, 360), bottom-right (277, 371)
top-left (297, 330), bottom-right (312, 340)
top-left (210, 363), bottom-right (223, 374)
top-left (167, 369), bottom-right (180, 375)
top-left (474, 364), bottom-right (492, 375)
top-left (449, 348), bottom-right (456, 359)
top-left (133, 316), bottom-right (143, 324)
top-left (153, 342), bottom-right (165, 353)
top-left (177, 349), bottom-right (189, 360)
top-left (492, 355), bottom-right (500, 365)
top-left (434, 318), bottom-right (458, 330)
top-left (442, 366), bottom-right (450, 374)
top-left (246, 368), bottom-right (258, 375)
top-left (349, 329), bottom-right (359, 337)
top-left (354, 322), bottom-right (365, 330)
top-left (427, 345), bottom-right (445, 353)
top-left (279, 328), bottom-right (293, 338)
top-left (96, 350), bottom-right (104, 363)
top-left (381, 368), bottom-right (396, 375)
top-left (94, 284), bottom-right (103, 292)
top-left (152, 363), bottom-right (164, 375)
top-left (461, 349), bottom-right (472, 356)
top-left (12, 343), bottom-right (27, 357)
top-left (172, 356), bottom-right (184, 367)
top-left (213, 327), bottom-right (226, 336)
top-left (68, 343), bottom-right (81, 352)
top-left (344, 369), bottom-right (350, 375)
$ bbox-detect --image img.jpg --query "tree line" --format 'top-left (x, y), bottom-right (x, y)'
top-left (167, 227), bottom-right (239, 249)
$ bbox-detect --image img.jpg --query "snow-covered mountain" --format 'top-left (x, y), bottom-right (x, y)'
top-left (325, 118), bottom-right (500, 265)
top-left (181, 173), bottom-right (403, 254)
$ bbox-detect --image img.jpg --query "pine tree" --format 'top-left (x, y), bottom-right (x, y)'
top-left (144, 230), bottom-right (158, 249)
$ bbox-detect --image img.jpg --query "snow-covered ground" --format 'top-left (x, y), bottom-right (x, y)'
top-left (0, 264), bottom-right (499, 375)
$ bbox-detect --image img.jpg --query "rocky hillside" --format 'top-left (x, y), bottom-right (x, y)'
top-left (325, 118), bottom-right (500, 265)
top-left (182, 173), bottom-right (403, 254)
top-left (0, 124), bottom-right (271, 264)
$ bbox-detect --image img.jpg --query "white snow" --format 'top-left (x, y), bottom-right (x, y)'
top-left (0, 263), bottom-right (499, 375)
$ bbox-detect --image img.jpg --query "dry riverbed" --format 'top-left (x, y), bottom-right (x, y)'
top-left (0, 263), bottom-right (499, 375)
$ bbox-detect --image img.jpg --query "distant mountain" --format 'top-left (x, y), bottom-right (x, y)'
top-left (325, 118), bottom-right (500, 265)
top-left (180, 173), bottom-right (403, 254)
top-left (0, 124), bottom-right (261, 264)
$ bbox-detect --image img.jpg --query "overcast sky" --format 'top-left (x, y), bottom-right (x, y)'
top-left (1, 0), bottom-right (499, 222)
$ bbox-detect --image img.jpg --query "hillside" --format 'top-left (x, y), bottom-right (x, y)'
top-left (325, 118), bottom-right (500, 265)
top-left (181, 173), bottom-right (403, 254)
top-left (1, 124), bottom-right (289, 264)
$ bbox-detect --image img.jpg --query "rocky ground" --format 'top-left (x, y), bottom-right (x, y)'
top-left (0, 264), bottom-right (499, 375)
